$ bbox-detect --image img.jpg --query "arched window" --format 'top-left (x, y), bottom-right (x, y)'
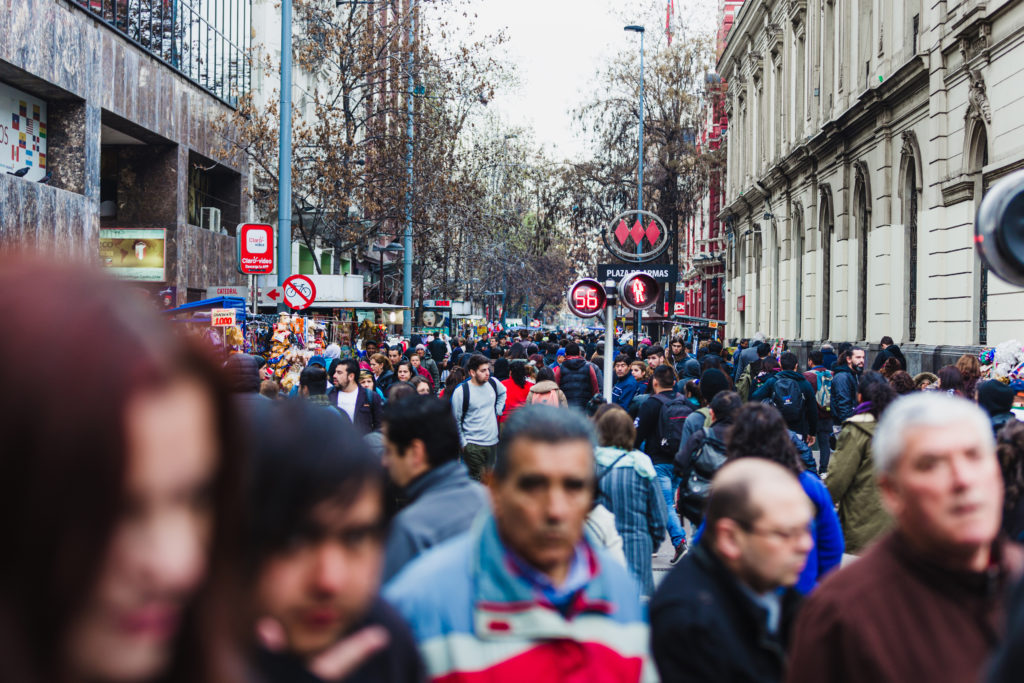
top-left (754, 231), bottom-right (763, 333)
top-left (968, 125), bottom-right (989, 345)
top-left (854, 170), bottom-right (871, 341)
top-left (900, 137), bottom-right (921, 342)
top-left (793, 208), bottom-right (804, 339)
top-left (819, 187), bottom-right (834, 341)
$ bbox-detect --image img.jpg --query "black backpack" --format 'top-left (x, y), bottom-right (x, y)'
top-left (677, 427), bottom-right (728, 525)
top-left (771, 375), bottom-right (806, 425)
top-left (459, 378), bottom-right (500, 429)
top-left (652, 392), bottom-right (693, 458)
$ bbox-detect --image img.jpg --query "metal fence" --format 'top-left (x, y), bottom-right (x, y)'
top-left (71, 0), bottom-right (251, 106)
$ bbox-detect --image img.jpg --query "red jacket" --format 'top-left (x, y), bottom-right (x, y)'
top-left (499, 378), bottom-right (533, 423)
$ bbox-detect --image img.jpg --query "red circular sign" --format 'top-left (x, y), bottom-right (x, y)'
top-left (618, 272), bottom-right (660, 311)
top-left (567, 278), bottom-right (607, 318)
top-left (282, 274), bottom-right (317, 310)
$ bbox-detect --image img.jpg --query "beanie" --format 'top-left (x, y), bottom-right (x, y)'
top-left (699, 369), bottom-right (730, 404)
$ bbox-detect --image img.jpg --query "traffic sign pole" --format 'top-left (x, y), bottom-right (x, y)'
top-left (603, 281), bottom-right (615, 400)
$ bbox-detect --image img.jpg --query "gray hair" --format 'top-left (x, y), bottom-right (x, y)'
top-left (494, 405), bottom-right (596, 481)
top-left (873, 392), bottom-right (994, 475)
top-left (752, 331), bottom-right (766, 343)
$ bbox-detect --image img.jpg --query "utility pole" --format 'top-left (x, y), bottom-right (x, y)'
top-left (277, 0), bottom-right (293, 304)
top-left (403, 0), bottom-right (416, 336)
top-left (625, 25), bottom-right (645, 346)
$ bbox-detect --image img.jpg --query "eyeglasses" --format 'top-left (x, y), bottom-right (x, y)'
top-left (740, 523), bottom-right (813, 544)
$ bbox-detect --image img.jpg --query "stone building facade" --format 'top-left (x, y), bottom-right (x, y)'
top-left (718, 0), bottom-right (1024, 367)
top-left (0, 0), bottom-right (251, 305)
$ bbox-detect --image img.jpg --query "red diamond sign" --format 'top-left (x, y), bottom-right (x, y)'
top-left (614, 220), bottom-right (630, 246)
top-left (645, 221), bottom-right (661, 246)
top-left (629, 220), bottom-right (645, 245)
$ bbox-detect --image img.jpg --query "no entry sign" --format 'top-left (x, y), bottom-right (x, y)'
top-left (282, 274), bottom-right (316, 310)
top-left (236, 223), bottom-right (275, 274)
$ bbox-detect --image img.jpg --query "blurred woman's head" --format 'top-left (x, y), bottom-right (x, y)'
top-left (0, 260), bottom-right (243, 682)
top-left (593, 404), bottom-right (636, 451)
top-left (725, 403), bottom-right (803, 474)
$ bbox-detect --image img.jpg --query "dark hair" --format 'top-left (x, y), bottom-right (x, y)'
top-left (880, 336), bottom-right (894, 346)
top-left (467, 354), bottom-right (490, 372)
top-left (809, 350), bottom-right (824, 366)
top-left (857, 370), bottom-right (898, 418)
top-left (537, 366), bottom-right (556, 383)
top-left (394, 360), bottom-right (415, 380)
top-left (647, 344), bottom-right (665, 358)
top-left (998, 421), bottom-right (1024, 531)
top-left (594, 404), bottom-right (636, 450)
top-left (0, 261), bottom-right (244, 682)
top-left (508, 342), bottom-right (528, 360)
top-left (652, 364), bottom-right (677, 389)
top-left (443, 366), bottom-right (467, 398)
top-left (260, 379), bottom-right (281, 399)
top-left (383, 396), bottom-right (460, 468)
top-left (565, 342), bottom-right (581, 357)
top-left (779, 351), bottom-right (798, 371)
top-left (880, 357), bottom-right (901, 379)
top-left (757, 342), bottom-right (771, 358)
top-left (709, 391), bottom-right (743, 423)
top-left (338, 357), bottom-right (360, 378)
top-left (495, 405), bottom-right (596, 481)
top-left (300, 365), bottom-right (327, 395)
top-left (409, 375), bottom-right (431, 392)
top-left (509, 360), bottom-right (528, 389)
top-left (247, 400), bottom-right (385, 565)
top-left (726, 403), bottom-right (803, 474)
top-left (702, 355), bottom-right (723, 371)
top-left (707, 340), bottom-right (723, 355)
top-left (387, 381), bottom-right (417, 404)
top-left (888, 371), bottom-right (917, 395)
top-left (937, 365), bottom-right (965, 396)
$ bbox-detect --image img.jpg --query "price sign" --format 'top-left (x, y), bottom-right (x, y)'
top-left (210, 308), bottom-right (236, 327)
top-left (567, 278), bottom-right (607, 318)
top-left (618, 272), bottom-right (661, 311)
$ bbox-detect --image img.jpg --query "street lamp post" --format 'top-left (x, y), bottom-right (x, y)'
top-left (278, 0), bottom-right (294, 303)
top-left (625, 24), bottom-right (645, 346)
top-left (403, 0), bottom-right (416, 337)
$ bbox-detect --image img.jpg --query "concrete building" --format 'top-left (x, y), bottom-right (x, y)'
top-left (0, 0), bottom-right (252, 306)
top-left (718, 0), bottom-right (1024, 367)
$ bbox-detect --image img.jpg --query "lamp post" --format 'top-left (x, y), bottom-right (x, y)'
top-left (403, 0), bottom-right (416, 337)
top-left (625, 24), bottom-right (645, 346)
top-left (277, 0), bottom-right (293, 303)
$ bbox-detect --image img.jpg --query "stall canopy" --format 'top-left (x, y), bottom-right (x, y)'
top-left (163, 296), bottom-right (248, 324)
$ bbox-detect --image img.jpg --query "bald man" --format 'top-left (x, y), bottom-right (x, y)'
top-left (650, 459), bottom-right (814, 682)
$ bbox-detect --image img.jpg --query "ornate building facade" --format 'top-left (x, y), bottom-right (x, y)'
top-left (718, 0), bottom-right (1024, 357)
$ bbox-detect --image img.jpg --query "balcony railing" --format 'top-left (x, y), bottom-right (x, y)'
top-left (71, 0), bottom-right (251, 106)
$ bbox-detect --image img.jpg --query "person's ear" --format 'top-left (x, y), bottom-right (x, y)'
top-left (714, 518), bottom-right (744, 561)
top-left (878, 471), bottom-right (903, 518)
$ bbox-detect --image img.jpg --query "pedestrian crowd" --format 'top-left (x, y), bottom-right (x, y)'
top-left (6, 260), bottom-right (1024, 683)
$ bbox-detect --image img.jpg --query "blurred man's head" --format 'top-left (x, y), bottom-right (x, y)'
top-left (467, 354), bottom-right (491, 385)
top-left (248, 402), bottom-right (386, 659)
top-left (491, 406), bottom-right (596, 585)
top-left (875, 393), bottom-right (1002, 571)
top-left (387, 347), bottom-right (402, 367)
top-left (299, 365), bottom-right (328, 397)
top-left (382, 396), bottom-right (460, 488)
top-left (704, 459), bottom-right (814, 593)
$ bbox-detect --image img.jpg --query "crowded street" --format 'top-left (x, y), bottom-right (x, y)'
top-left (5, 1), bottom-right (1024, 682)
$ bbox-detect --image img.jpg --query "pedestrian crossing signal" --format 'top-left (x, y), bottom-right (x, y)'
top-left (567, 278), bottom-right (607, 318)
top-left (618, 272), bottom-right (660, 311)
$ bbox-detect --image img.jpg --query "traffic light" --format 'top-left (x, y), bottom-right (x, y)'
top-left (618, 271), bottom-right (661, 311)
top-left (567, 278), bottom-right (607, 318)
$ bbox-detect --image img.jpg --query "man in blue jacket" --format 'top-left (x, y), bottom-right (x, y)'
top-left (610, 354), bottom-right (640, 410)
top-left (751, 352), bottom-right (818, 443)
top-left (830, 347), bottom-right (865, 423)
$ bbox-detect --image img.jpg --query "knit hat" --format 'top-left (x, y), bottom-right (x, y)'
top-left (681, 358), bottom-right (702, 382)
top-left (699, 369), bottom-right (730, 404)
top-left (977, 379), bottom-right (1016, 417)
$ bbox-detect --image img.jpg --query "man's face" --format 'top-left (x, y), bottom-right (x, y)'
top-left (382, 425), bottom-right (422, 488)
top-left (388, 349), bottom-right (401, 366)
top-left (730, 488), bottom-right (814, 593)
top-left (470, 364), bottom-right (490, 384)
top-left (648, 353), bottom-right (664, 368)
top-left (365, 343), bottom-right (377, 356)
top-left (614, 360), bottom-right (629, 379)
top-left (880, 421), bottom-right (1003, 562)
top-left (850, 349), bottom-right (866, 370)
top-left (490, 438), bottom-right (594, 579)
top-left (670, 341), bottom-right (683, 356)
top-left (490, 338), bottom-right (498, 349)
top-left (333, 366), bottom-right (353, 391)
top-left (359, 376), bottom-right (375, 392)
top-left (256, 486), bottom-right (384, 659)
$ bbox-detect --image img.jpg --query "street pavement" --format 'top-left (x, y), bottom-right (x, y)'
top-left (653, 536), bottom-right (675, 589)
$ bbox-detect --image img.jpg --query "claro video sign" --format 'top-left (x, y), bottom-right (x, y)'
top-left (236, 223), bottom-right (275, 274)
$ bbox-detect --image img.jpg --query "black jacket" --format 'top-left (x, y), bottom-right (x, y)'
top-left (650, 544), bottom-right (802, 683)
top-left (554, 356), bottom-right (599, 409)
top-left (830, 365), bottom-right (860, 423)
top-left (375, 370), bottom-right (397, 397)
top-left (327, 385), bottom-right (383, 436)
top-left (871, 344), bottom-right (907, 372)
top-left (634, 389), bottom-right (688, 464)
top-left (750, 370), bottom-right (818, 437)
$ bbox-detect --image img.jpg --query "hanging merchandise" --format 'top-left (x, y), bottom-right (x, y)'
top-left (224, 326), bottom-right (244, 354)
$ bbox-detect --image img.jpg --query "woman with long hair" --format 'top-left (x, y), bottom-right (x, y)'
top-left (0, 261), bottom-right (245, 683)
top-left (724, 403), bottom-right (844, 593)
top-left (937, 364), bottom-right (966, 398)
top-left (956, 353), bottom-right (983, 400)
top-left (825, 370), bottom-right (897, 554)
top-left (499, 360), bottom-right (533, 424)
top-left (592, 404), bottom-right (666, 597)
top-left (370, 353), bottom-right (396, 397)
top-left (440, 366), bottom-right (467, 401)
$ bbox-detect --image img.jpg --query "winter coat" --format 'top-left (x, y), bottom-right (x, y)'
top-left (830, 365), bottom-right (860, 423)
top-left (751, 370), bottom-right (819, 437)
top-left (553, 356), bottom-right (600, 409)
top-left (871, 344), bottom-right (907, 372)
top-left (326, 385), bottom-right (384, 436)
top-left (524, 380), bottom-right (567, 407)
top-left (499, 378), bottom-right (533, 423)
top-left (376, 369), bottom-right (397, 397)
top-left (611, 373), bottom-right (641, 410)
top-left (825, 414), bottom-right (891, 554)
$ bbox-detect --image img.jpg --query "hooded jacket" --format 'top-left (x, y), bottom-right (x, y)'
top-left (612, 372), bottom-right (641, 410)
top-left (525, 380), bottom-right (568, 407)
top-left (224, 353), bottom-right (262, 393)
top-left (830, 365), bottom-right (860, 423)
top-left (825, 413), bottom-right (891, 554)
top-left (553, 356), bottom-right (600, 409)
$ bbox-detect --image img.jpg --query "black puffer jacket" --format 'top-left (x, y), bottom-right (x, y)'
top-left (223, 353), bottom-right (262, 393)
top-left (555, 357), bottom-right (598, 409)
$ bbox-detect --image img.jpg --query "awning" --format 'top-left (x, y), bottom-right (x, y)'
top-left (257, 300), bottom-right (408, 310)
top-left (164, 296), bottom-right (247, 324)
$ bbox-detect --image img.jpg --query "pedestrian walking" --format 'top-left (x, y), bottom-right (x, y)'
top-left (328, 358), bottom-right (384, 435)
top-left (611, 353), bottom-right (641, 410)
top-left (804, 349), bottom-right (835, 473)
top-left (499, 359), bottom-right (533, 423)
top-left (751, 352), bottom-right (818, 444)
top-left (525, 366), bottom-right (568, 407)
top-left (830, 347), bottom-right (865, 423)
top-left (451, 354), bottom-right (506, 481)
top-left (553, 342), bottom-right (600, 410)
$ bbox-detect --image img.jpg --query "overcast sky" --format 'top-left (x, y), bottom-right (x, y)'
top-left (442, 0), bottom-right (717, 160)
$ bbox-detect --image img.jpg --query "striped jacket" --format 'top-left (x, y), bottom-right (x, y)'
top-left (384, 513), bottom-right (658, 683)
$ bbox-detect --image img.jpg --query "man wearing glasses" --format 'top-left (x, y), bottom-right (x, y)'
top-left (650, 459), bottom-right (813, 682)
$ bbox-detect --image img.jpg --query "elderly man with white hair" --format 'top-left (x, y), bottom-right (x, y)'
top-left (786, 392), bottom-right (1024, 683)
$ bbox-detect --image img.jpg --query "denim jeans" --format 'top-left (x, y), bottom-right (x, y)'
top-left (817, 416), bottom-right (834, 474)
top-left (654, 463), bottom-right (686, 547)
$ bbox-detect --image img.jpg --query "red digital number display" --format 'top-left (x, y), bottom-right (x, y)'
top-left (567, 279), bottom-right (607, 318)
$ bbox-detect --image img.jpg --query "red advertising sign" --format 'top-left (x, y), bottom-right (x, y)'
top-left (737, 295), bottom-right (745, 312)
top-left (237, 223), bottom-right (275, 274)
